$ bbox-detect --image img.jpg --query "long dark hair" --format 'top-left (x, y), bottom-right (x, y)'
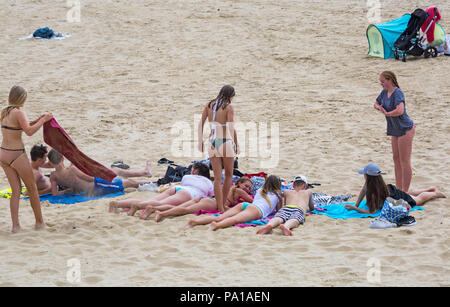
top-left (207, 85), bottom-right (235, 110)
top-left (192, 162), bottom-right (211, 180)
top-left (365, 174), bottom-right (389, 212)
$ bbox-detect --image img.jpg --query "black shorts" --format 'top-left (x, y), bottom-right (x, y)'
top-left (387, 184), bottom-right (416, 207)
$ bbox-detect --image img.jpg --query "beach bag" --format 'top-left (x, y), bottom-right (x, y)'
top-left (33, 27), bottom-right (54, 39)
top-left (379, 197), bottom-right (410, 223)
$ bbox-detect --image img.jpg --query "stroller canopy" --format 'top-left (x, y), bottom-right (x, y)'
top-left (367, 13), bottom-right (446, 59)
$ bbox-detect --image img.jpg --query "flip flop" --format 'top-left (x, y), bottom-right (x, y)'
top-left (111, 161), bottom-right (130, 169)
top-left (157, 158), bottom-right (174, 165)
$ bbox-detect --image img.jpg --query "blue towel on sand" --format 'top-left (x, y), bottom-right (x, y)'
top-left (313, 201), bottom-right (424, 219)
top-left (26, 191), bottom-right (125, 204)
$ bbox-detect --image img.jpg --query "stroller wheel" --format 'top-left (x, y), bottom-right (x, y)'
top-left (394, 49), bottom-right (399, 60)
top-left (424, 47), bottom-right (437, 58)
top-left (402, 53), bottom-right (406, 62)
top-left (431, 47), bottom-right (438, 58)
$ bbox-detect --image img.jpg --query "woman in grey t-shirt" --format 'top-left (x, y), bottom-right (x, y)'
top-left (373, 71), bottom-right (415, 192)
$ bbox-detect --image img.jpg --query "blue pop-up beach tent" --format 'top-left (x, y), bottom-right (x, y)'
top-left (367, 14), bottom-right (446, 59)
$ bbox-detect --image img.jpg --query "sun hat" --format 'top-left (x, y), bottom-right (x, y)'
top-left (358, 163), bottom-right (384, 176)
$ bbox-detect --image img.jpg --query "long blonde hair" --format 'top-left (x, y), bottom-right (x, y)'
top-left (259, 175), bottom-right (282, 208)
top-left (1, 85), bottom-right (27, 121)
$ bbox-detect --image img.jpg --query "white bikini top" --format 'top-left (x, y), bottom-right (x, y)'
top-left (210, 99), bottom-right (229, 139)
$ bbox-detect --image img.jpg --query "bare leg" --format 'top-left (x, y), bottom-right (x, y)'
top-left (210, 156), bottom-right (224, 211)
top-left (155, 198), bottom-right (216, 222)
top-left (11, 154), bottom-right (44, 230)
top-left (209, 206), bottom-right (261, 231)
top-left (280, 219), bottom-right (301, 236)
top-left (221, 157), bottom-right (234, 213)
top-left (391, 136), bottom-right (402, 190)
top-left (128, 201), bottom-right (151, 216)
top-left (122, 178), bottom-right (152, 189)
top-left (185, 202), bottom-right (243, 228)
top-left (139, 191), bottom-right (191, 220)
top-left (108, 198), bottom-right (141, 213)
top-left (410, 189), bottom-right (446, 206)
top-left (397, 126), bottom-right (415, 192)
top-left (1, 162), bottom-right (22, 232)
top-left (257, 217), bottom-right (283, 235)
top-left (111, 160), bottom-right (152, 178)
top-left (408, 187), bottom-right (437, 196)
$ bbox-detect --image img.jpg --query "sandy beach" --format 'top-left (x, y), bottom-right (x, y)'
top-left (0, 0), bottom-right (448, 287)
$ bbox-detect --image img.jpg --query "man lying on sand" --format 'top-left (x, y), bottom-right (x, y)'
top-left (257, 175), bottom-right (314, 236)
top-left (47, 149), bottom-right (150, 196)
top-left (31, 145), bottom-right (153, 195)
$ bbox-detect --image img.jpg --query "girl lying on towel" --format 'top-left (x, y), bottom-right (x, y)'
top-left (154, 176), bottom-right (254, 222)
top-left (108, 163), bottom-right (213, 217)
top-left (185, 175), bottom-right (282, 231)
top-left (345, 163), bottom-right (446, 214)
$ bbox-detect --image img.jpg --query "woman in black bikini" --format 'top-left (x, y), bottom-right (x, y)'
top-left (1, 85), bottom-right (53, 232)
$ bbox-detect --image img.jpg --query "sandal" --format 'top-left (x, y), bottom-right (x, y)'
top-left (111, 161), bottom-right (130, 169)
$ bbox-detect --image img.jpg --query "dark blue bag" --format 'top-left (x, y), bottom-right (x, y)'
top-left (33, 27), bottom-right (55, 39)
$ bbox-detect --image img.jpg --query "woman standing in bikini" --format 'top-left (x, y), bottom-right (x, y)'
top-left (198, 85), bottom-right (239, 212)
top-left (1, 85), bottom-right (53, 232)
top-left (374, 71), bottom-right (415, 192)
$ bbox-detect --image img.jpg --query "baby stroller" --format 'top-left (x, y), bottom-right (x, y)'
top-left (394, 7), bottom-right (441, 62)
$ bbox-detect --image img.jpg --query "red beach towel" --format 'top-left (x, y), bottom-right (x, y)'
top-left (43, 118), bottom-right (116, 182)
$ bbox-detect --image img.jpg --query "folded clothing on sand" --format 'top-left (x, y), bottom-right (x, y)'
top-left (20, 27), bottom-right (71, 40)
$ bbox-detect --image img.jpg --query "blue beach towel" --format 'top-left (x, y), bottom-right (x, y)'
top-left (313, 201), bottom-right (424, 219)
top-left (26, 191), bottom-right (125, 205)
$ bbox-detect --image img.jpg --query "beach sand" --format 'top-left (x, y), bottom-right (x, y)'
top-left (0, 0), bottom-right (448, 286)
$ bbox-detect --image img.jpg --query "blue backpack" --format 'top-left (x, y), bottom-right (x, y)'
top-left (33, 27), bottom-right (55, 39)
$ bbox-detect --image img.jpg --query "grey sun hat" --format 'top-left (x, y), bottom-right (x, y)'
top-left (358, 163), bottom-right (384, 176)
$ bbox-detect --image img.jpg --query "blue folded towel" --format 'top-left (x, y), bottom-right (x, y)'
top-left (26, 191), bottom-right (125, 205)
top-left (313, 201), bottom-right (424, 219)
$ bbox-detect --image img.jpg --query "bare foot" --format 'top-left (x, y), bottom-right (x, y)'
top-left (184, 219), bottom-right (197, 229)
top-left (209, 221), bottom-right (219, 231)
top-left (280, 224), bottom-right (293, 236)
top-left (109, 201), bottom-right (118, 213)
top-left (435, 188), bottom-right (447, 198)
top-left (145, 160), bottom-right (152, 177)
top-left (139, 205), bottom-right (154, 220)
top-left (11, 225), bottom-right (22, 233)
top-left (35, 223), bottom-right (46, 231)
top-left (154, 211), bottom-right (165, 223)
top-left (256, 224), bottom-right (273, 235)
top-left (128, 204), bottom-right (141, 216)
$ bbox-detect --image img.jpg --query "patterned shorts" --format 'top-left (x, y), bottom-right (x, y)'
top-left (274, 207), bottom-right (305, 224)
